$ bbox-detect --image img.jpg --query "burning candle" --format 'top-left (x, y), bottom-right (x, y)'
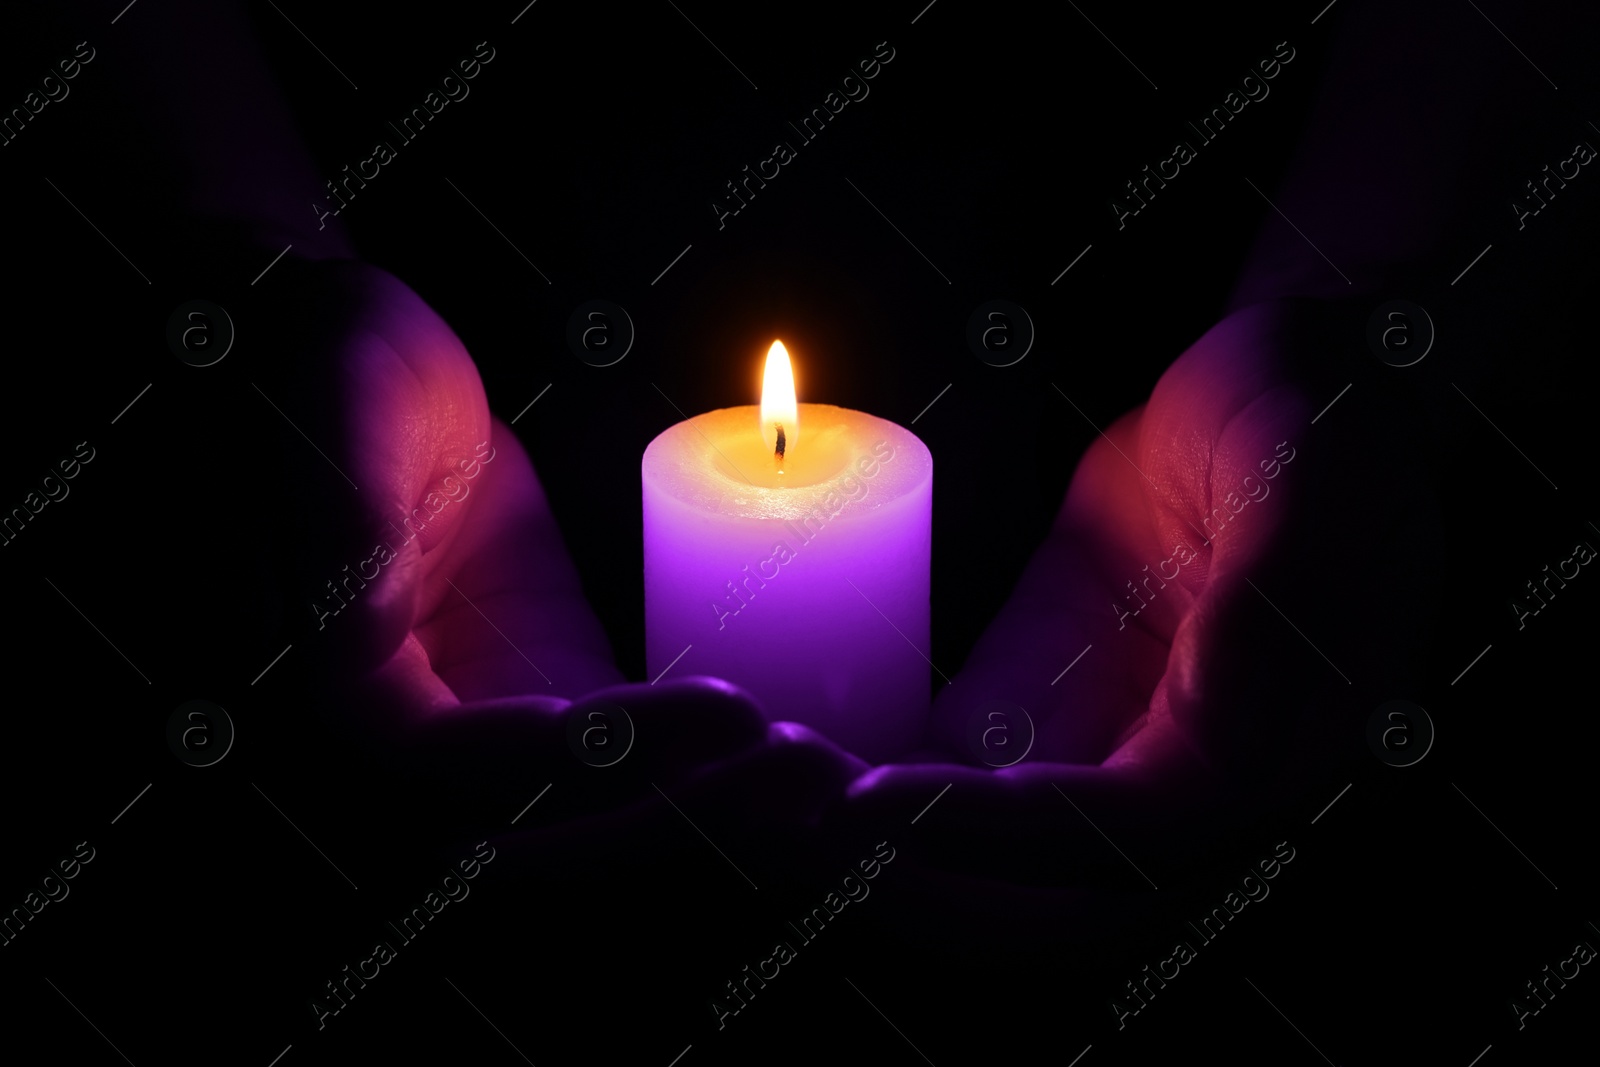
top-left (642, 341), bottom-right (932, 762)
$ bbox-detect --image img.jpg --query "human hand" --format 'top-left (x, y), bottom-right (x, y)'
top-left (256, 258), bottom-right (790, 835)
top-left (828, 298), bottom-right (1442, 928)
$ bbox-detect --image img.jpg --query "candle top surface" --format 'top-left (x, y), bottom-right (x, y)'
top-left (642, 403), bottom-right (931, 521)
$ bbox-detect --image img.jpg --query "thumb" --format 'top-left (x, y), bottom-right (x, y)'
top-left (261, 258), bottom-right (492, 675)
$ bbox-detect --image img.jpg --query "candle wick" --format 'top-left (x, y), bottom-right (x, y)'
top-left (774, 423), bottom-right (786, 473)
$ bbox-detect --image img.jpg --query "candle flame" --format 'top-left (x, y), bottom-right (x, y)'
top-left (760, 340), bottom-right (797, 469)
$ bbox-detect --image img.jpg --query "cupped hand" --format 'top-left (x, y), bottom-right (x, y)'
top-left (830, 298), bottom-right (1442, 924)
top-left (258, 258), bottom-right (790, 833)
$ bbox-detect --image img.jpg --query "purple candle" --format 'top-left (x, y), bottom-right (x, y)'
top-left (643, 342), bottom-right (932, 762)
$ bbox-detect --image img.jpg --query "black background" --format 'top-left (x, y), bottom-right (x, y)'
top-left (0, 1), bottom-right (1597, 1064)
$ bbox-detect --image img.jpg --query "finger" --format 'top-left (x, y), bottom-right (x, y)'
top-left (411, 415), bottom-right (622, 701)
top-left (834, 711), bottom-right (1229, 889)
top-left (552, 677), bottom-right (775, 781)
top-left (263, 259), bottom-right (493, 674)
top-left (1141, 301), bottom-right (1438, 775)
top-left (486, 720), bottom-right (870, 879)
top-left (359, 678), bottom-right (774, 829)
top-left (930, 407), bottom-right (1174, 765)
top-left (263, 261), bottom-right (626, 704)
